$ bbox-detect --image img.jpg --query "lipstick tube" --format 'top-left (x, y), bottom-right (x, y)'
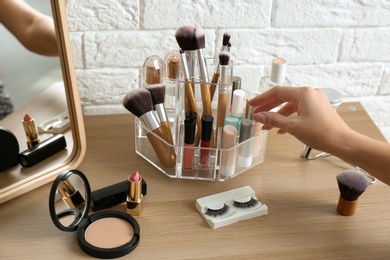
top-left (200, 115), bottom-right (213, 166)
top-left (22, 114), bottom-right (40, 148)
top-left (183, 117), bottom-right (196, 170)
top-left (18, 134), bottom-right (67, 167)
top-left (127, 172), bottom-right (143, 216)
top-left (57, 179), bottom-right (85, 210)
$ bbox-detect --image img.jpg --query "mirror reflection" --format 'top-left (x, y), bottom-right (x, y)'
top-left (55, 173), bottom-right (86, 227)
top-left (0, 0), bottom-right (80, 204)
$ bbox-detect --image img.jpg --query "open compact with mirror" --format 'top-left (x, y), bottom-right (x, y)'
top-left (49, 169), bottom-right (140, 259)
top-left (0, 0), bottom-right (86, 204)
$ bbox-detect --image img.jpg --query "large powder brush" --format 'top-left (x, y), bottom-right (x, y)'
top-left (123, 89), bottom-right (176, 168)
top-left (336, 170), bottom-right (371, 216)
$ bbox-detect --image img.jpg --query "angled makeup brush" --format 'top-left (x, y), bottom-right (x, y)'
top-left (216, 51), bottom-right (231, 146)
top-left (336, 170), bottom-right (371, 216)
top-left (210, 32), bottom-right (232, 101)
top-left (175, 26), bottom-right (202, 145)
top-left (123, 89), bottom-right (176, 168)
top-left (145, 83), bottom-right (174, 145)
top-left (195, 27), bottom-right (212, 117)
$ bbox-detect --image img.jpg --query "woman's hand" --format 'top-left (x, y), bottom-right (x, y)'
top-left (248, 86), bottom-right (352, 154)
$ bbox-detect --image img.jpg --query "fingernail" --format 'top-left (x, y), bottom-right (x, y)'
top-left (253, 113), bottom-right (265, 123)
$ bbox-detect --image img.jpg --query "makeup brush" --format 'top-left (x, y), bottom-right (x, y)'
top-left (216, 51), bottom-right (231, 147)
top-left (195, 27), bottom-right (212, 117)
top-left (145, 83), bottom-right (174, 145)
top-left (123, 89), bottom-right (176, 168)
top-left (336, 170), bottom-right (371, 216)
top-left (175, 26), bottom-right (202, 145)
top-left (175, 25), bottom-right (197, 113)
top-left (210, 32), bottom-right (232, 101)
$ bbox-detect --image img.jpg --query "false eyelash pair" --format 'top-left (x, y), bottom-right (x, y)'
top-left (204, 197), bottom-right (260, 217)
top-left (196, 186), bottom-right (268, 229)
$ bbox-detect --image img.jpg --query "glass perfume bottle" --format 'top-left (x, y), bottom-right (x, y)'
top-left (259, 57), bottom-right (291, 93)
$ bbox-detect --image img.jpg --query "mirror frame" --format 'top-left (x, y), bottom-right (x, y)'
top-left (0, 0), bottom-right (86, 203)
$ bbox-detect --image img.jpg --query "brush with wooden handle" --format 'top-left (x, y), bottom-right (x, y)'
top-left (336, 170), bottom-right (371, 216)
top-left (123, 89), bottom-right (176, 168)
top-left (210, 32), bottom-right (231, 101)
top-left (195, 27), bottom-right (212, 117)
top-left (175, 26), bottom-right (202, 145)
top-left (145, 83), bottom-right (174, 145)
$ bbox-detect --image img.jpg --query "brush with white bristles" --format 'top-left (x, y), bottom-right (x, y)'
top-left (216, 51), bottom-right (231, 146)
top-left (336, 170), bottom-right (371, 216)
top-left (145, 83), bottom-right (174, 145)
top-left (123, 89), bottom-right (176, 168)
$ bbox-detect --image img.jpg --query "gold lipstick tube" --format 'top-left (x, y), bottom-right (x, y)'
top-left (22, 115), bottom-right (40, 148)
top-left (127, 173), bottom-right (143, 216)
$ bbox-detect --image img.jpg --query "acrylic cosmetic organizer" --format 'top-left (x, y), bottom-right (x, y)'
top-left (135, 57), bottom-right (268, 181)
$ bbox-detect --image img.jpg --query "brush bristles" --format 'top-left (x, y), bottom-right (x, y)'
top-left (145, 83), bottom-right (165, 105)
top-left (337, 170), bottom-right (370, 201)
top-left (219, 51), bottom-right (230, 66)
top-left (123, 89), bottom-right (154, 118)
top-left (222, 32), bottom-right (231, 46)
top-left (175, 25), bottom-right (197, 51)
top-left (195, 27), bottom-right (205, 49)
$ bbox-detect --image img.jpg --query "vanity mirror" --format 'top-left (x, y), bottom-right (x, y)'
top-left (0, 0), bottom-right (85, 204)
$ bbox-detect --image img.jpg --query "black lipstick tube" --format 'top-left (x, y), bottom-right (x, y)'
top-left (18, 134), bottom-right (67, 167)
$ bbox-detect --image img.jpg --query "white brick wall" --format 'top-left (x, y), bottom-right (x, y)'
top-left (66, 0), bottom-right (390, 141)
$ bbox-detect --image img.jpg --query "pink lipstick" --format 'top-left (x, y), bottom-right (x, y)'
top-left (127, 171), bottom-right (143, 216)
top-left (22, 113), bottom-right (40, 148)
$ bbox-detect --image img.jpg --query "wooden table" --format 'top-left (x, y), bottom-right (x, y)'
top-left (1, 102), bottom-right (389, 259)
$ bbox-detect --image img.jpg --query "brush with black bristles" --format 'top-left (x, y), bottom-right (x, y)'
top-left (336, 170), bottom-right (371, 216)
top-left (195, 27), bottom-right (212, 117)
top-left (210, 32), bottom-right (232, 101)
top-left (175, 26), bottom-right (202, 145)
top-left (123, 89), bottom-right (176, 168)
top-left (145, 83), bottom-right (174, 145)
top-left (222, 32), bottom-right (231, 52)
top-left (216, 51), bottom-right (231, 146)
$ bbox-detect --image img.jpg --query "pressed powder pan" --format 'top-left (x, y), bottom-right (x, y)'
top-left (49, 170), bottom-right (140, 259)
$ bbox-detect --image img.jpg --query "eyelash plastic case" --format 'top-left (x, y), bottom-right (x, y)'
top-left (196, 186), bottom-right (268, 229)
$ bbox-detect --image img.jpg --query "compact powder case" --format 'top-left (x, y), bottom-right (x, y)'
top-left (49, 169), bottom-right (140, 259)
top-left (0, 127), bottom-right (19, 172)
